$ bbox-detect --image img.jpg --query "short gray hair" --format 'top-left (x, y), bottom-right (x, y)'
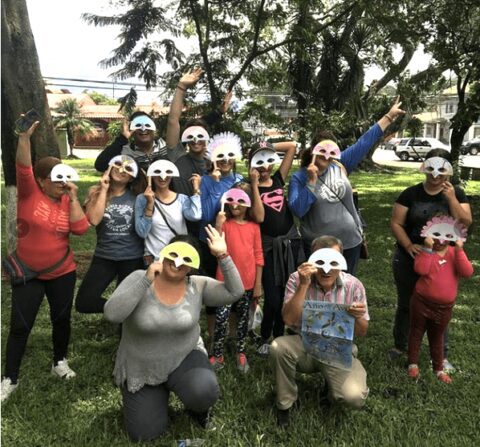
top-left (311, 235), bottom-right (343, 253)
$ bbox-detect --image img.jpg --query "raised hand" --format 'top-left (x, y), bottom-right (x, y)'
top-left (190, 173), bottom-right (202, 193)
top-left (121, 120), bottom-right (132, 139)
top-left (211, 161), bottom-right (221, 182)
top-left (441, 181), bottom-right (456, 201)
top-left (306, 163), bottom-right (318, 184)
top-left (100, 165), bottom-right (113, 191)
top-left (220, 90), bottom-right (233, 114)
top-left (215, 211), bottom-right (227, 231)
top-left (387, 96), bottom-right (406, 120)
top-left (406, 243), bottom-right (422, 258)
top-left (205, 224), bottom-right (227, 257)
top-left (178, 68), bottom-right (204, 89)
top-left (249, 167), bottom-right (260, 186)
top-left (348, 302), bottom-right (366, 319)
top-left (146, 261), bottom-right (163, 282)
top-left (297, 262), bottom-right (317, 286)
top-left (64, 182), bottom-right (79, 201)
top-left (423, 237), bottom-right (434, 249)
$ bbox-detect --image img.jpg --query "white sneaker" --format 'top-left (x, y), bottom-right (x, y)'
top-left (1, 378), bottom-right (18, 402)
top-left (443, 358), bottom-right (455, 372)
top-left (257, 343), bottom-right (270, 357)
top-left (51, 359), bottom-right (76, 379)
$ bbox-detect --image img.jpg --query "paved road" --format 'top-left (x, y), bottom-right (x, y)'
top-left (372, 148), bottom-right (480, 169)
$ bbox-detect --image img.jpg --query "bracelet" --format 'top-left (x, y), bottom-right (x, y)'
top-left (384, 114), bottom-right (394, 123)
top-left (177, 85), bottom-right (186, 92)
top-left (217, 252), bottom-right (229, 260)
top-left (145, 207), bottom-right (153, 212)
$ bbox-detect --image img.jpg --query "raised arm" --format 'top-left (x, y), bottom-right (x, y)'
top-left (340, 97), bottom-right (405, 173)
top-left (165, 68), bottom-right (203, 149)
top-left (282, 264), bottom-right (317, 327)
top-left (104, 270), bottom-right (150, 323)
top-left (288, 170), bottom-right (317, 218)
top-left (442, 183), bottom-right (472, 228)
top-left (94, 122), bottom-right (131, 172)
top-left (249, 168), bottom-right (264, 224)
top-left (85, 167), bottom-right (112, 225)
top-left (274, 141), bottom-right (297, 181)
top-left (16, 119), bottom-right (39, 167)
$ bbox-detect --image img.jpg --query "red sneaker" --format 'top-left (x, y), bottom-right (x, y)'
top-left (236, 353), bottom-right (250, 373)
top-left (408, 364), bottom-right (420, 379)
top-left (436, 371), bottom-right (452, 384)
top-left (209, 355), bottom-right (224, 371)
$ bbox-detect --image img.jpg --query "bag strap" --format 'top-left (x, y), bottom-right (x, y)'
top-left (315, 171), bottom-right (363, 233)
top-left (153, 199), bottom-right (178, 236)
top-left (24, 247), bottom-right (71, 276)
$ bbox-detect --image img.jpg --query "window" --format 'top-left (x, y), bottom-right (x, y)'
top-left (445, 103), bottom-right (455, 113)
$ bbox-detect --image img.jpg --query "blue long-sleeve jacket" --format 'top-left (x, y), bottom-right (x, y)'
top-left (199, 172), bottom-right (243, 241)
top-left (289, 123), bottom-right (383, 218)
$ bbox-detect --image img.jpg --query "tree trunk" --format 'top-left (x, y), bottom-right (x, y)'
top-left (67, 128), bottom-right (75, 157)
top-left (1, 0), bottom-right (59, 250)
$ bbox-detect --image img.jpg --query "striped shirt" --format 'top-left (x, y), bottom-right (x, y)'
top-left (284, 271), bottom-right (369, 332)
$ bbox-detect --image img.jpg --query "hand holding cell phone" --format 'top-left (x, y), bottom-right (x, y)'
top-left (15, 109), bottom-right (41, 135)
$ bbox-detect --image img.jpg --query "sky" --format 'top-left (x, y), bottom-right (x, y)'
top-left (26, 0), bottom-right (431, 104)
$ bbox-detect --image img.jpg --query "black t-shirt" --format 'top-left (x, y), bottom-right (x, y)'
top-left (171, 153), bottom-right (207, 196)
top-left (258, 170), bottom-right (294, 237)
top-left (396, 182), bottom-right (468, 247)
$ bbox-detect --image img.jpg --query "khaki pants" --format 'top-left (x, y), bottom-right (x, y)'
top-left (270, 335), bottom-right (369, 410)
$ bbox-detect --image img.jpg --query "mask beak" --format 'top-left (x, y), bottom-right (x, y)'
top-left (118, 167), bottom-right (125, 174)
top-left (322, 266), bottom-right (331, 274)
top-left (174, 258), bottom-right (184, 268)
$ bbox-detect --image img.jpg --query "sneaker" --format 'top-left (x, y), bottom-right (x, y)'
top-left (436, 371), bottom-right (452, 384)
top-left (276, 408), bottom-right (290, 427)
top-left (236, 353), bottom-right (250, 374)
top-left (387, 347), bottom-right (405, 361)
top-left (257, 343), bottom-right (270, 357)
top-left (51, 359), bottom-right (76, 379)
top-left (407, 364), bottom-right (420, 379)
top-left (209, 355), bottom-right (224, 371)
top-left (443, 358), bottom-right (455, 372)
top-left (1, 378), bottom-right (18, 402)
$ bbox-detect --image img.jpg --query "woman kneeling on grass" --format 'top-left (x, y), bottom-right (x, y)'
top-left (1, 119), bottom-right (89, 402)
top-left (104, 226), bottom-right (244, 442)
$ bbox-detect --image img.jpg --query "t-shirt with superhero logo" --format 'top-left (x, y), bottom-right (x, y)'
top-left (258, 170), bottom-right (294, 237)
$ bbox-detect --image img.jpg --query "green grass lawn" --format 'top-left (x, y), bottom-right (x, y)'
top-left (1, 159), bottom-right (479, 446)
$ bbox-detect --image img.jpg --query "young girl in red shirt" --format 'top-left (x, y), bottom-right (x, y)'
top-left (209, 183), bottom-right (264, 373)
top-left (407, 217), bottom-right (473, 383)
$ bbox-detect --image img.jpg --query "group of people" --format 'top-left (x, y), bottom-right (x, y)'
top-left (1, 70), bottom-right (474, 442)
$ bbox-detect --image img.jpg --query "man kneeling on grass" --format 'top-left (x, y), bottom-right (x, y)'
top-left (270, 235), bottom-right (369, 426)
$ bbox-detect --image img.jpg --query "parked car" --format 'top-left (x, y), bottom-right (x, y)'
top-left (394, 137), bottom-right (450, 161)
top-left (460, 138), bottom-right (480, 156)
top-left (384, 137), bottom-right (401, 151)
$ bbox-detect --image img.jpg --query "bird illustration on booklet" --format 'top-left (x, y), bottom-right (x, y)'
top-left (301, 301), bottom-right (355, 370)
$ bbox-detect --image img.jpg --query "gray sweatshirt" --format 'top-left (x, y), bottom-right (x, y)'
top-left (104, 256), bottom-right (244, 392)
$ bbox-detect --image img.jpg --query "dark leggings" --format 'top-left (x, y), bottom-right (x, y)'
top-left (392, 248), bottom-right (449, 355)
top-left (121, 350), bottom-right (219, 442)
top-left (4, 271), bottom-right (76, 383)
top-left (213, 291), bottom-right (252, 357)
top-left (408, 292), bottom-right (453, 372)
top-left (75, 256), bottom-right (144, 313)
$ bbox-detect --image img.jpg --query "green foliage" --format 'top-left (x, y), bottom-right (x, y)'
top-left (2, 159), bottom-right (479, 446)
top-left (85, 90), bottom-right (118, 105)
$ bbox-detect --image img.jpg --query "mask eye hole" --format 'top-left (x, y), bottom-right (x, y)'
top-left (197, 134), bottom-right (204, 139)
top-left (226, 197), bottom-right (234, 203)
top-left (56, 175), bottom-right (63, 180)
top-left (144, 124), bottom-right (151, 129)
top-left (426, 167), bottom-right (434, 172)
top-left (438, 167), bottom-right (447, 173)
top-left (228, 152), bottom-right (235, 158)
top-left (330, 151), bottom-right (336, 156)
top-left (237, 199), bottom-right (246, 204)
top-left (154, 169), bottom-right (161, 174)
top-left (433, 232), bottom-right (441, 237)
top-left (114, 160), bottom-right (122, 167)
top-left (135, 124), bottom-right (142, 128)
top-left (267, 158), bottom-right (275, 163)
top-left (446, 233), bottom-right (454, 239)
top-left (256, 160), bottom-right (264, 165)
top-left (166, 169), bottom-right (173, 174)
top-left (183, 256), bottom-right (192, 263)
top-left (168, 252), bottom-right (178, 259)
top-left (124, 165), bottom-right (133, 173)
top-left (315, 260), bottom-right (325, 266)
top-left (330, 261), bottom-right (339, 267)
top-left (187, 135), bottom-right (194, 140)
top-left (217, 154), bottom-right (225, 159)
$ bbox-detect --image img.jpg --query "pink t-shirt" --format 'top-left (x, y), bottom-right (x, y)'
top-left (216, 219), bottom-right (264, 290)
top-left (15, 162), bottom-right (89, 280)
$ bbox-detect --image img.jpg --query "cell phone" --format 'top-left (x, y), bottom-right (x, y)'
top-left (14, 109), bottom-right (41, 134)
